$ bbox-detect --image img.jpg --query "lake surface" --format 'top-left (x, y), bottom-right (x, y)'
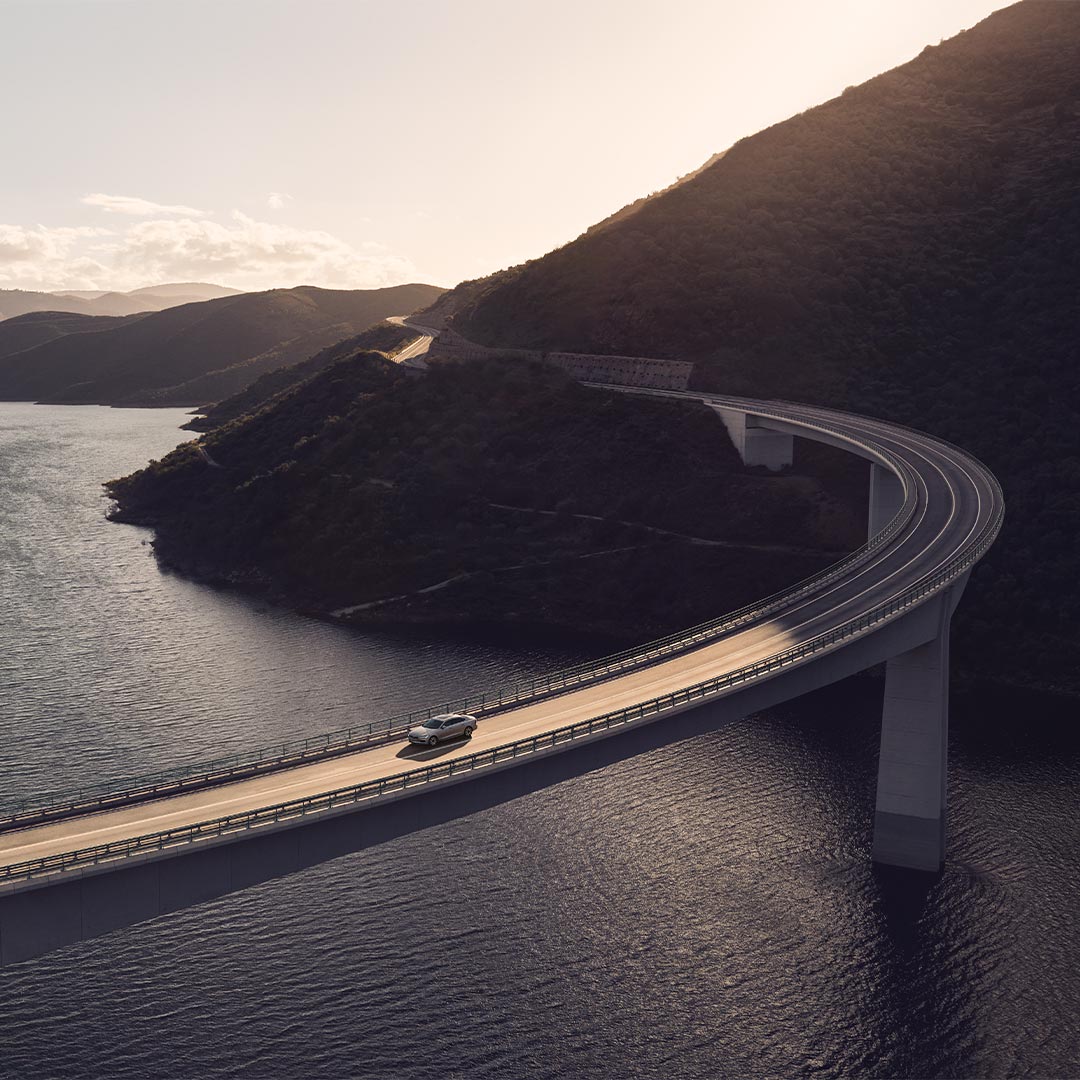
top-left (0, 402), bottom-right (1077, 1079)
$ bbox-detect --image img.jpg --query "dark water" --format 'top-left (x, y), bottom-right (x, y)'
top-left (0, 403), bottom-right (1077, 1079)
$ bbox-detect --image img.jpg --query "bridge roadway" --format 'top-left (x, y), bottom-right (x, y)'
top-left (0, 388), bottom-right (1003, 966)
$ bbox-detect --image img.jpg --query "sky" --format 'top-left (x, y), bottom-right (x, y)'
top-left (1, 0), bottom-right (1011, 294)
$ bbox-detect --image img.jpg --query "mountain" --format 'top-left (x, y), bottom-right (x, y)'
top-left (439, 1), bottom-right (1080, 692)
top-left (0, 282), bottom-right (242, 321)
top-left (126, 283), bottom-right (243, 302)
top-left (0, 311), bottom-right (146, 360)
top-left (184, 320), bottom-right (420, 430)
top-left (0, 289), bottom-right (154, 320)
top-left (100, 2), bottom-right (1080, 691)
top-left (108, 355), bottom-right (863, 639)
top-left (0, 283), bottom-right (445, 405)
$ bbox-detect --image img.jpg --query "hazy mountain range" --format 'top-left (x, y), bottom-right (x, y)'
top-left (0, 283), bottom-right (444, 406)
top-left (0, 282), bottom-right (243, 321)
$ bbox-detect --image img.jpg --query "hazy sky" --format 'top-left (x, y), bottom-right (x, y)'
top-left (1, 0), bottom-right (1010, 294)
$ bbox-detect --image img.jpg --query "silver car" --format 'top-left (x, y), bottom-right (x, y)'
top-left (407, 713), bottom-right (477, 747)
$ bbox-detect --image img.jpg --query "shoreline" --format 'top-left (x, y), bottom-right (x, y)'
top-left (117, 515), bottom-right (1080, 703)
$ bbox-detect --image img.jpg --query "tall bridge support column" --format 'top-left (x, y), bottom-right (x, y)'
top-left (711, 407), bottom-right (793, 470)
top-left (872, 578), bottom-right (968, 871)
top-left (868, 462), bottom-right (905, 538)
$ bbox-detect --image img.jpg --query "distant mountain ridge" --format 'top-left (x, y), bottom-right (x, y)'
top-left (0, 282), bottom-right (243, 321)
top-left (0, 311), bottom-right (145, 360)
top-left (128, 283), bottom-right (242, 301)
top-left (0, 283), bottom-right (445, 405)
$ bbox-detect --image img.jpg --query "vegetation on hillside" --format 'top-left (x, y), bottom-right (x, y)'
top-left (442, 1), bottom-right (1080, 691)
top-left (0, 311), bottom-right (144, 360)
top-left (184, 321), bottom-right (417, 430)
top-left (109, 357), bottom-right (865, 642)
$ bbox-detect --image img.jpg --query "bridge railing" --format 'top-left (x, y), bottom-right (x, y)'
top-left (0, 403), bottom-right (923, 831)
top-left (0, 462), bottom-right (1004, 887)
top-left (0, 410), bottom-right (921, 832)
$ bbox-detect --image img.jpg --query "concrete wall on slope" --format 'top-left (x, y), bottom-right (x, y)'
top-left (429, 329), bottom-right (693, 391)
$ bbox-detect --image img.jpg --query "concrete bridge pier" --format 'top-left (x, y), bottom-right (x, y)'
top-left (711, 407), bottom-right (794, 470)
top-left (868, 462), bottom-right (905, 538)
top-left (871, 575), bottom-right (968, 871)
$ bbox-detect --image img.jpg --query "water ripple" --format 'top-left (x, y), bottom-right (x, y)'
top-left (0, 404), bottom-right (1077, 1078)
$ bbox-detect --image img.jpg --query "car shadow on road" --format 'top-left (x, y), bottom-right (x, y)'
top-left (395, 738), bottom-right (471, 762)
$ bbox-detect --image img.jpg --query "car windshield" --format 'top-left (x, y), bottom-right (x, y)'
top-left (423, 718), bottom-right (444, 729)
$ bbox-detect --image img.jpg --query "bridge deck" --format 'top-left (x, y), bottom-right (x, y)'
top-left (0, 394), bottom-right (1002, 884)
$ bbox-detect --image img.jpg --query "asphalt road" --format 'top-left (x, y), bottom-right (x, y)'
top-left (0, 393), bottom-right (1001, 875)
top-left (385, 317), bottom-right (436, 368)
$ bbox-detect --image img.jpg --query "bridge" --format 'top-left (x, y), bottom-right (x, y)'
top-left (0, 377), bottom-right (1003, 967)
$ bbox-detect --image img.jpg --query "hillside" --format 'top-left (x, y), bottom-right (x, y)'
top-left (0, 283), bottom-right (444, 406)
top-left (127, 321), bottom-right (374, 408)
top-left (108, 357), bottom-right (865, 641)
top-left (184, 321), bottom-right (418, 430)
top-left (0, 311), bottom-right (144, 359)
top-left (444, 1), bottom-right (1080, 691)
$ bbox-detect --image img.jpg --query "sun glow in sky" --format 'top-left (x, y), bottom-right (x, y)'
top-left (1, 0), bottom-right (1010, 293)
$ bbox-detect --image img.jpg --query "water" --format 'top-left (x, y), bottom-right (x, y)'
top-left (0, 403), bottom-right (1077, 1079)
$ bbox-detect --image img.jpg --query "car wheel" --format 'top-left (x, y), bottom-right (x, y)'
top-left (427, 735), bottom-right (438, 747)
top-left (463, 727), bottom-right (473, 738)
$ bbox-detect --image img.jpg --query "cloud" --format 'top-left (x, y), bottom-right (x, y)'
top-left (0, 211), bottom-right (417, 293)
top-left (110, 212), bottom-right (417, 290)
top-left (82, 193), bottom-right (207, 218)
top-left (0, 224), bottom-right (113, 290)
top-left (266, 192), bottom-right (292, 210)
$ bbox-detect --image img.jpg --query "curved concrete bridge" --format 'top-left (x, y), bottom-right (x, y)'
top-left (0, 391), bottom-right (1004, 966)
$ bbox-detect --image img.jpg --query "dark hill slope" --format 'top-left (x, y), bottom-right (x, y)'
top-left (107, 358), bottom-right (864, 641)
top-left (452, 1), bottom-right (1080, 691)
top-left (457, 2), bottom-right (1080, 391)
top-left (0, 311), bottom-right (144, 359)
top-left (126, 321), bottom-right (379, 408)
top-left (184, 321), bottom-right (417, 430)
top-left (0, 283), bottom-right (444, 405)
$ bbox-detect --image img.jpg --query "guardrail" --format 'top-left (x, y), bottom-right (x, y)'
top-left (0, 403), bottom-right (920, 831)
top-left (0, 467), bottom-right (1003, 888)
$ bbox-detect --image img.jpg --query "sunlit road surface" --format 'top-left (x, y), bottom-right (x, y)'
top-left (385, 316), bottom-right (436, 368)
top-left (0, 394), bottom-right (999, 873)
